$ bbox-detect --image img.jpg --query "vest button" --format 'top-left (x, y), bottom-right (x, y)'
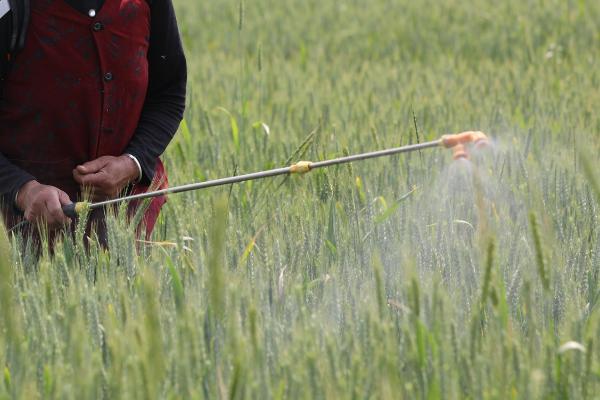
top-left (92, 22), bottom-right (104, 32)
top-left (104, 72), bottom-right (113, 82)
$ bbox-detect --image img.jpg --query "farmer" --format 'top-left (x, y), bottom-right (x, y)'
top-left (0, 0), bottom-right (187, 241)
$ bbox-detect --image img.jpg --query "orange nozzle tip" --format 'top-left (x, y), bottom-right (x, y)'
top-left (473, 132), bottom-right (491, 148)
top-left (441, 131), bottom-right (490, 148)
top-left (452, 144), bottom-right (469, 160)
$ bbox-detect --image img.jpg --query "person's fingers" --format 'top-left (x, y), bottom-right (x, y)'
top-left (58, 190), bottom-right (71, 205)
top-left (73, 169), bottom-right (84, 184)
top-left (24, 208), bottom-right (35, 222)
top-left (25, 196), bottom-right (45, 222)
top-left (45, 194), bottom-right (70, 226)
top-left (78, 173), bottom-right (120, 202)
top-left (19, 186), bottom-right (73, 227)
top-left (58, 190), bottom-right (74, 223)
top-left (58, 190), bottom-right (72, 206)
top-left (46, 192), bottom-right (65, 222)
top-left (77, 171), bottom-right (109, 187)
top-left (76, 157), bottom-right (110, 175)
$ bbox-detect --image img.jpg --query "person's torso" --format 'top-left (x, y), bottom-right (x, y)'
top-left (0, 0), bottom-right (151, 197)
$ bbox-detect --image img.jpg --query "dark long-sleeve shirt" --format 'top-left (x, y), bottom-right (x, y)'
top-left (0, 0), bottom-right (187, 204)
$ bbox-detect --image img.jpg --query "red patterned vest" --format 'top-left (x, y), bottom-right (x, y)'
top-left (0, 0), bottom-right (167, 235)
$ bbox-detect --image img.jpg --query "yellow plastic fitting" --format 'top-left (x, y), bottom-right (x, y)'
top-left (75, 202), bottom-right (90, 213)
top-left (290, 161), bottom-right (313, 174)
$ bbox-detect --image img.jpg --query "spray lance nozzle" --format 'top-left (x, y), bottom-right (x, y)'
top-left (441, 131), bottom-right (490, 149)
top-left (451, 144), bottom-right (469, 161)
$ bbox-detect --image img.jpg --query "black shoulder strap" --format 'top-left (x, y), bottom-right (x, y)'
top-left (1, 0), bottom-right (29, 86)
top-left (6, 0), bottom-right (28, 53)
top-left (1, 3), bottom-right (16, 84)
top-left (16, 0), bottom-right (30, 52)
top-left (7, 0), bottom-right (18, 52)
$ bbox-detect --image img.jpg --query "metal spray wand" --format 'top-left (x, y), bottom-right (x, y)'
top-left (60, 131), bottom-right (489, 218)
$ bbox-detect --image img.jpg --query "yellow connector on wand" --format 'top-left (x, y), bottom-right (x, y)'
top-left (62, 202), bottom-right (91, 218)
top-left (290, 161), bottom-right (313, 174)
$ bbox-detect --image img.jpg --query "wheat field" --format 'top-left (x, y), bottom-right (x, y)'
top-left (1, 0), bottom-right (599, 398)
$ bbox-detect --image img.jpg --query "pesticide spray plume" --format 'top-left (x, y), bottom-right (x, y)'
top-left (46, 130), bottom-right (490, 220)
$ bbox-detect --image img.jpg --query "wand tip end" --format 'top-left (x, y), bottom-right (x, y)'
top-left (442, 131), bottom-right (490, 148)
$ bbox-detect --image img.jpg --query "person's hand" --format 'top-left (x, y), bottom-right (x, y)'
top-left (16, 181), bottom-right (72, 228)
top-left (73, 155), bottom-right (140, 201)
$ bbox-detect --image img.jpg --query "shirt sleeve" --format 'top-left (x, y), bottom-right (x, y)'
top-left (0, 9), bottom-right (34, 208)
top-left (124, 0), bottom-right (187, 185)
top-left (0, 152), bottom-right (35, 208)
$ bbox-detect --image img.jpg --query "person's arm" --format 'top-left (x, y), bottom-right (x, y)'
top-left (0, 156), bottom-right (71, 227)
top-left (0, 6), bottom-right (71, 226)
top-left (124, 0), bottom-right (187, 185)
top-left (0, 153), bottom-right (35, 207)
